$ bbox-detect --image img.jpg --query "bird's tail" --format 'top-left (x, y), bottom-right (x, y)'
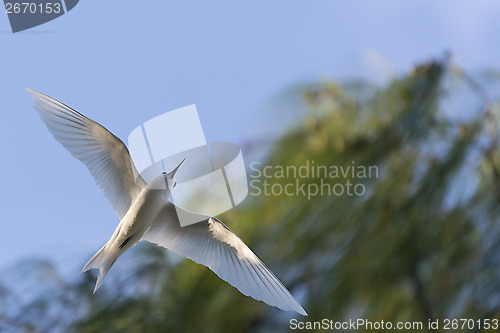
top-left (81, 243), bottom-right (118, 293)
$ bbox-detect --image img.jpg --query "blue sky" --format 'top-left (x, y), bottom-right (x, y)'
top-left (1, 1), bottom-right (500, 272)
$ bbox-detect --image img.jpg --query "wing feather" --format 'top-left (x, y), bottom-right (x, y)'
top-left (142, 204), bottom-right (307, 315)
top-left (27, 88), bottom-right (146, 219)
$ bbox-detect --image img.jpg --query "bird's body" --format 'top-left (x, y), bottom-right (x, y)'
top-left (82, 173), bottom-right (172, 292)
top-left (27, 88), bottom-right (307, 315)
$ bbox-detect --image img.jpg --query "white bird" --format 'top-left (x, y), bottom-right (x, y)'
top-left (27, 88), bottom-right (307, 316)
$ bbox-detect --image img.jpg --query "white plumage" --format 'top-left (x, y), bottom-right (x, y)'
top-left (27, 88), bottom-right (307, 316)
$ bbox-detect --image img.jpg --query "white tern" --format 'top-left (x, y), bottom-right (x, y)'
top-left (27, 88), bottom-right (307, 316)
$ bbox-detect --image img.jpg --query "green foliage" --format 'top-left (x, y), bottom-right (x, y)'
top-left (2, 59), bottom-right (500, 332)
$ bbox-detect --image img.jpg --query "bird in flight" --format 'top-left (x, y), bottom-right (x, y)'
top-left (27, 88), bottom-right (307, 316)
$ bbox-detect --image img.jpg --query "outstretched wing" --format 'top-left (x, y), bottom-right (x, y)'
top-left (27, 88), bottom-right (146, 219)
top-left (142, 204), bottom-right (307, 315)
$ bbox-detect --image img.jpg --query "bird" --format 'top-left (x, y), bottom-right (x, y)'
top-left (27, 88), bottom-right (307, 316)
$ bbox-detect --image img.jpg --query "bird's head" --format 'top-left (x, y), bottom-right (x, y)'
top-left (163, 157), bottom-right (186, 189)
top-left (148, 157), bottom-right (186, 192)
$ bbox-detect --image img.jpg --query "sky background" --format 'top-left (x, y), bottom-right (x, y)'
top-left (1, 1), bottom-right (500, 274)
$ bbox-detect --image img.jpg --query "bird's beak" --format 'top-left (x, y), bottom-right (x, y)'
top-left (168, 157), bottom-right (186, 179)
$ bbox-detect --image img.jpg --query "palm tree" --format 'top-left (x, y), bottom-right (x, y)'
top-left (2, 59), bottom-right (500, 332)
